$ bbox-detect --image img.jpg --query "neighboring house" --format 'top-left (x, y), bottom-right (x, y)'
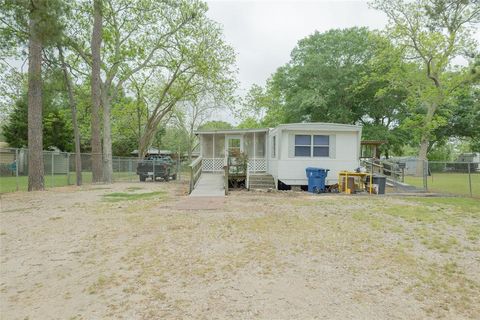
top-left (390, 153), bottom-right (480, 175)
top-left (389, 156), bottom-right (421, 176)
top-left (195, 122), bottom-right (362, 188)
top-left (456, 152), bottom-right (480, 164)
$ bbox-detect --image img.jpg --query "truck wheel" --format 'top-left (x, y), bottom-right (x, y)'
top-left (139, 175), bottom-right (146, 182)
top-left (171, 174), bottom-right (177, 180)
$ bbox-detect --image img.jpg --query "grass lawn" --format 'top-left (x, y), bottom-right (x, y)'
top-left (405, 172), bottom-right (480, 197)
top-left (0, 171), bottom-right (140, 193)
top-left (1, 182), bottom-right (479, 319)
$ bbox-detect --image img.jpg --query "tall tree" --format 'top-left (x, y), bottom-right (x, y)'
top-left (2, 91), bottom-right (74, 152)
top-left (244, 28), bottom-right (412, 156)
top-left (91, 0), bottom-right (103, 183)
top-left (371, 0), bottom-right (480, 160)
top-left (98, 0), bottom-right (202, 182)
top-left (198, 120), bottom-right (233, 130)
top-left (172, 96), bottom-right (221, 161)
top-left (134, 3), bottom-right (237, 158)
top-left (58, 45), bottom-right (82, 186)
top-left (1, 0), bottom-right (65, 190)
top-left (238, 83), bottom-right (284, 127)
top-left (271, 28), bottom-right (380, 124)
top-left (27, 6), bottom-right (44, 190)
top-left (63, 0), bottom-right (236, 170)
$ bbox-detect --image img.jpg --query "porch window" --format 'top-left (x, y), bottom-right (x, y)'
top-left (294, 134), bottom-right (329, 157)
top-left (228, 138), bottom-right (241, 156)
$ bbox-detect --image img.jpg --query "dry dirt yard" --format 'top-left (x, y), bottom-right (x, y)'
top-left (1, 181), bottom-right (479, 319)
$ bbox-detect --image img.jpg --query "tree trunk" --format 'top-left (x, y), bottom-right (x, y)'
top-left (58, 46), bottom-right (82, 186)
top-left (187, 147), bottom-right (192, 162)
top-left (91, 0), bottom-right (103, 182)
top-left (139, 120), bottom-right (163, 159)
top-left (416, 101), bottom-right (437, 176)
top-left (27, 13), bottom-right (44, 191)
top-left (102, 91), bottom-right (113, 183)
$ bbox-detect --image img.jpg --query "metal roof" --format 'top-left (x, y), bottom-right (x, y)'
top-left (195, 128), bottom-right (269, 135)
top-left (195, 122), bottom-right (362, 135)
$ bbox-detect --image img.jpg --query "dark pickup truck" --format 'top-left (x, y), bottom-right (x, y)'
top-left (136, 155), bottom-right (178, 182)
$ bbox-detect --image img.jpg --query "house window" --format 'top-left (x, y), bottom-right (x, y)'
top-left (294, 135), bottom-right (311, 157)
top-left (272, 136), bottom-right (276, 157)
top-left (294, 134), bottom-right (329, 157)
top-left (313, 135), bottom-right (329, 157)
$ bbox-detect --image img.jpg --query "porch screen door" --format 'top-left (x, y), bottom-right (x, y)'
top-left (226, 135), bottom-right (243, 157)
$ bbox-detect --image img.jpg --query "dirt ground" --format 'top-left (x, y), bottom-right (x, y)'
top-left (1, 181), bottom-right (479, 319)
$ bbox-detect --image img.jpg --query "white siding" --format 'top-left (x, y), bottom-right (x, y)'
top-left (272, 129), bottom-right (360, 185)
top-left (266, 128), bottom-right (280, 186)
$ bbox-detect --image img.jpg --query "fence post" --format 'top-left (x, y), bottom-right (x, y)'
top-left (129, 159), bottom-right (132, 181)
top-left (51, 152), bottom-right (54, 188)
top-left (468, 162), bottom-right (472, 197)
top-left (67, 153), bottom-right (70, 185)
top-left (15, 148), bottom-right (19, 191)
top-left (189, 163), bottom-right (193, 192)
top-left (423, 160), bottom-right (428, 191)
top-left (177, 158), bottom-right (180, 181)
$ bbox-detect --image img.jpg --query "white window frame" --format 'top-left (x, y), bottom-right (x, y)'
top-left (294, 135), bottom-right (312, 157)
top-left (313, 135), bottom-right (329, 157)
top-left (294, 134), bottom-right (330, 158)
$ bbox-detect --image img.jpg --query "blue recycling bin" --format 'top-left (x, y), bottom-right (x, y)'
top-left (305, 167), bottom-right (329, 193)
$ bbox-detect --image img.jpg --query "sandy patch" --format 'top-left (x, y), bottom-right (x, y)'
top-left (1, 183), bottom-right (479, 319)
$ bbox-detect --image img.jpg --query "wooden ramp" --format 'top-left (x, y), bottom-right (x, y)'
top-left (190, 173), bottom-right (225, 197)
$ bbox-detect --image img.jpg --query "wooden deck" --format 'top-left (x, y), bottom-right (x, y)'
top-left (189, 173), bottom-right (225, 197)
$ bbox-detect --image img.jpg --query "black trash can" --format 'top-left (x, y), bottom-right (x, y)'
top-left (367, 174), bottom-right (387, 194)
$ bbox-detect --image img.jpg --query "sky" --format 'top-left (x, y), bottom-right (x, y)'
top-left (205, 0), bottom-right (389, 93)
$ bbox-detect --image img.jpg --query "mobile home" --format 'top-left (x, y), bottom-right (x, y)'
top-left (196, 122), bottom-right (362, 188)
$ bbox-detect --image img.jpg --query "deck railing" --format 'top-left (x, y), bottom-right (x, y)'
top-left (224, 160), bottom-right (229, 195)
top-left (361, 159), bottom-right (403, 182)
top-left (202, 157), bottom-right (266, 173)
top-left (189, 156), bottom-right (202, 194)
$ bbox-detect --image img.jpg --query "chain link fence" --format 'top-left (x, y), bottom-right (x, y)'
top-left (0, 148), bottom-right (186, 193)
top-left (402, 160), bottom-right (479, 198)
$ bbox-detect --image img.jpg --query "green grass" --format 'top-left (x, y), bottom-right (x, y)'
top-left (102, 191), bottom-right (165, 202)
top-left (405, 173), bottom-right (480, 197)
top-left (408, 197), bottom-right (480, 214)
top-left (346, 197), bottom-right (480, 316)
top-left (0, 171), bottom-right (140, 193)
top-left (388, 197), bottom-right (480, 226)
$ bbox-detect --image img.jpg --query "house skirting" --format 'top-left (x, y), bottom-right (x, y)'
top-left (202, 157), bottom-right (266, 173)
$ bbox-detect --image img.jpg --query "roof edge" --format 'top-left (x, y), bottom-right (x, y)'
top-left (195, 127), bottom-right (269, 135)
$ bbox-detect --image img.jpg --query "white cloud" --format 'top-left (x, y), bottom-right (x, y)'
top-left (206, 0), bottom-right (389, 91)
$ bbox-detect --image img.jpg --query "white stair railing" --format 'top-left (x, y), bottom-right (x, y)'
top-left (189, 156), bottom-right (203, 194)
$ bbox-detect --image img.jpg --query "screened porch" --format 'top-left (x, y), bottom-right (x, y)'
top-left (199, 131), bottom-right (267, 173)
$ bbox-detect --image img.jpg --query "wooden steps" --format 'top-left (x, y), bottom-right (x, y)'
top-left (249, 174), bottom-right (275, 190)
